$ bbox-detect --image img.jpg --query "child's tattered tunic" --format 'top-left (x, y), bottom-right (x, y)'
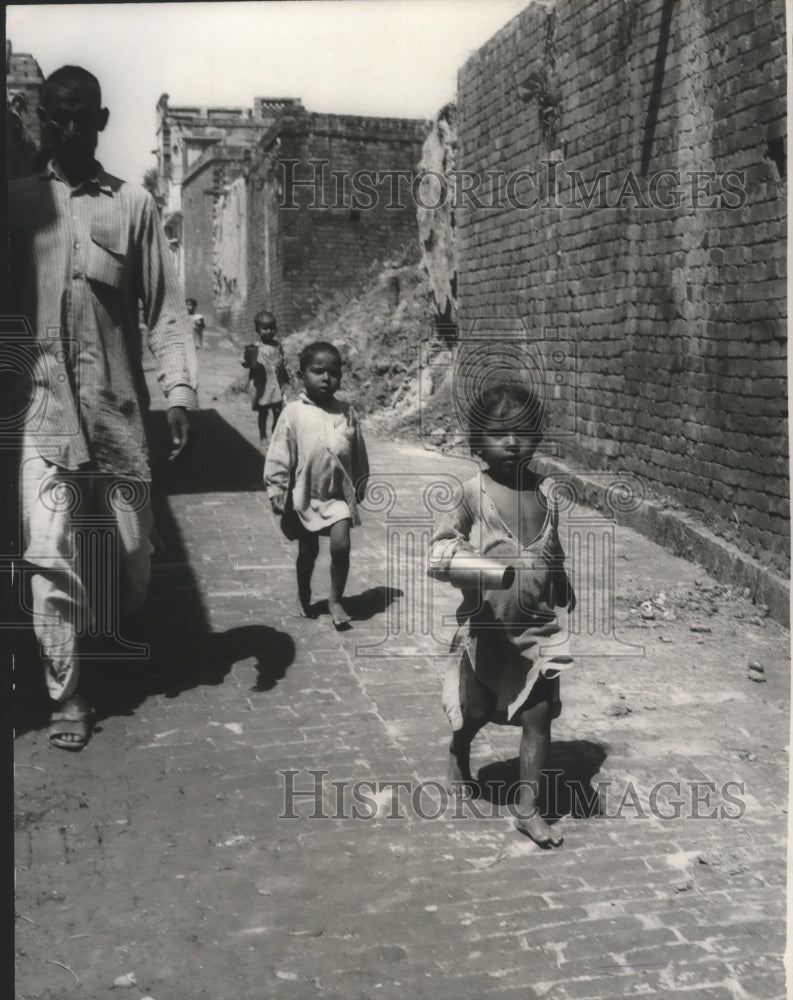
top-left (429, 474), bottom-right (575, 729)
top-left (264, 392), bottom-right (369, 533)
top-left (245, 341), bottom-right (288, 409)
top-left (254, 342), bottom-right (287, 406)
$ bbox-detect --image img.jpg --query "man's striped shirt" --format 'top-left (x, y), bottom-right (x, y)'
top-left (9, 161), bottom-right (199, 479)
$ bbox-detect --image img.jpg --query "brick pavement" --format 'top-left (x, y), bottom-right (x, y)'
top-left (13, 330), bottom-right (789, 1000)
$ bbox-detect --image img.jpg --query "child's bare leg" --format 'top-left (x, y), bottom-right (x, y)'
top-left (514, 701), bottom-right (562, 847)
top-left (328, 519), bottom-right (351, 626)
top-left (257, 407), bottom-right (269, 453)
top-left (447, 653), bottom-right (491, 797)
top-left (296, 532), bottom-right (319, 616)
top-left (447, 719), bottom-right (486, 798)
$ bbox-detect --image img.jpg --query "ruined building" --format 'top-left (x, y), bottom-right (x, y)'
top-left (6, 40), bottom-right (43, 179)
top-left (155, 95), bottom-right (427, 332)
top-left (154, 94), bottom-right (303, 291)
top-left (454, 0), bottom-right (787, 612)
top-left (223, 109), bottom-right (428, 334)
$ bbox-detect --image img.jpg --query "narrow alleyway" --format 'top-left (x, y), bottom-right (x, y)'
top-left (14, 327), bottom-right (789, 1000)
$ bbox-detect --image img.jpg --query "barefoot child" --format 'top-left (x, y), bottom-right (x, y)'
top-left (186, 297), bottom-right (205, 349)
top-left (264, 342), bottom-right (369, 629)
top-left (429, 383), bottom-right (575, 846)
top-left (242, 310), bottom-right (291, 453)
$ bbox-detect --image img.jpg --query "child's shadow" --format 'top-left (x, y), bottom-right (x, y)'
top-left (308, 586), bottom-right (403, 622)
top-left (206, 625), bottom-right (296, 692)
top-left (477, 739), bottom-right (608, 819)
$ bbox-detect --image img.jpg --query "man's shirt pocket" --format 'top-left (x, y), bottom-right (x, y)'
top-left (87, 233), bottom-right (125, 289)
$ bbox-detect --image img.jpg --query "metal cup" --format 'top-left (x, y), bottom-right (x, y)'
top-left (445, 554), bottom-right (516, 590)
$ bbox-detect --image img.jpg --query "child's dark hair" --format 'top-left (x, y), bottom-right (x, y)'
top-left (468, 381), bottom-right (544, 446)
top-left (185, 297), bottom-right (197, 308)
top-left (254, 310), bottom-right (277, 329)
top-left (299, 341), bottom-right (342, 372)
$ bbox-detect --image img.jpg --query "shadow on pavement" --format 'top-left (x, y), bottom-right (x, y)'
top-left (477, 739), bottom-right (608, 819)
top-left (13, 409), bottom-right (290, 736)
top-left (152, 408), bottom-right (264, 494)
top-left (306, 585), bottom-right (404, 621)
top-left (208, 625), bottom-right (296, 693)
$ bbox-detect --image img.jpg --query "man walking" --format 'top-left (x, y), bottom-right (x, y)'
top-left (9, 65), bottom-right (198, 749)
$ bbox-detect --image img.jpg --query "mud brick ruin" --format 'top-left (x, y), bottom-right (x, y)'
top-left (238, 111), bottom-right (427, 333)
top-left (154, 94), bottom-right (302, 301)
top-left (154, 94), bottom-right (427, 334)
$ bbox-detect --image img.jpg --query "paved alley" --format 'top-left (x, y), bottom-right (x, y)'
top-left (13, 328), bottom-right (790, 1000)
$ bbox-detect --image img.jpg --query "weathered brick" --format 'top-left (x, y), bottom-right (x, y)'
top-left (456, 0), bottom-right (787, 574)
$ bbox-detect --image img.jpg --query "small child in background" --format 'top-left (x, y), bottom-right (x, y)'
top-left (264, 341), bottom-right (369, 629)
top-left (186, 298), bottom-right (205, 349)
top-left (242, 310), bottom-right (290, 453)
top-left (429, 382), bottom-right (576, 847)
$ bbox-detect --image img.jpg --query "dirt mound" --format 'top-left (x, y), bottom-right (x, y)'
top-left (219, 248), bottom-right (463, 447)
top-left (279, 253), bottom-right (456, 442)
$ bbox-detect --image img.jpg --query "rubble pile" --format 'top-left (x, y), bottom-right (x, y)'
top-left (269, 255), bottom-right (456, 440)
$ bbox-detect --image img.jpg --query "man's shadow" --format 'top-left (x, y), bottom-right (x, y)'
top-left (12, 409), bottom-right (294, 736)
top-left (476, 740), bottom-right (608, 820)
top-left (81, 624), bottom-right (296, 718)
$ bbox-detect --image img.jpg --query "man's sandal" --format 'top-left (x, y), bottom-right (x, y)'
top-left (48, 701), bottom-right (94, 752)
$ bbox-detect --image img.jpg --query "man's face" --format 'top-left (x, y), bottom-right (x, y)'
top-left (38, 82), bottom-right (108, 175)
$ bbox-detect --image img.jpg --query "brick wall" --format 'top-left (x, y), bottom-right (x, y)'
top-left (182, 147), bottom-right (249, 322)
top-left (244, 111), bottom-right (427, 335)
top-left (214, 176), bottom-right (248, 330)
top-left (456, 0), bottom-right (787, 574)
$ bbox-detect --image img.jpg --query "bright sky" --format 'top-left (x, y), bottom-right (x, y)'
top-left (7, 1), bottom-right (528, 183)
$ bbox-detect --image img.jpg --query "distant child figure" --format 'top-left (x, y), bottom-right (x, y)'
top-left (429, 383), bottom-right (576, 847)
top-left (242, 310), bottom-right (291, 453)
top-left (264, 341), bottom-right (369, 629)
top-left (186, 298), bottom-right (205, 349)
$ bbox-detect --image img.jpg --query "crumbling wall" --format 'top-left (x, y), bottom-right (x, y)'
top-left (214, 176), bottom-right (248, 330)
top-left (181, 146), bottom-right (249, 324)
top-left (244, 140), bottom-right (289, 338)
top-left (245, 111), bottom-right (428, 334)
top-left (416, 104), bottom-right (458, 339)
top-left (457, 0), bottom-right (787, 574)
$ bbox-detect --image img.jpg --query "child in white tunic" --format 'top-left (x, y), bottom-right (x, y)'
top-left (264, 342), bottom-right (369, 628)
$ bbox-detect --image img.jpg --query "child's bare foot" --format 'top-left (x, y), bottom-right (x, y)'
top-left (329, 600), bottom-right (352, 630)
top-left (447, 780), bottom-right (476, 799)
top-left (292, 598), bottom-right (318, 619)
top-left (513, 814), bottom-right (563, 848)
top-left (446, 752), bottom-right (476, 798)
